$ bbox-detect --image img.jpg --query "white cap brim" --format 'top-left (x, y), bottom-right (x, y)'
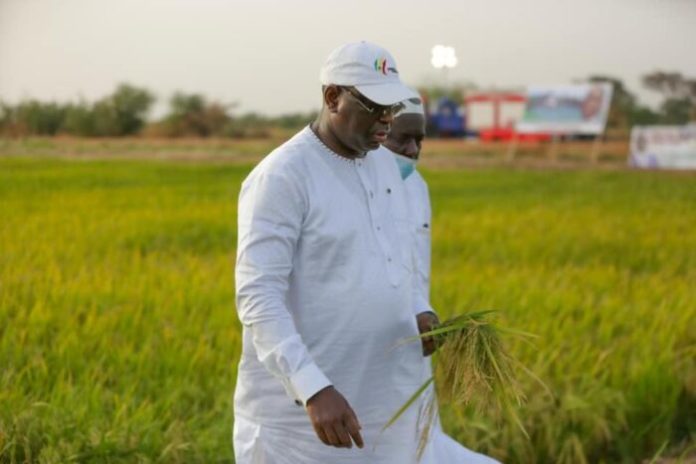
top-left (397, 95), bottom-right (425, 117)
top-left (354, 82), bottom-right (419, 106)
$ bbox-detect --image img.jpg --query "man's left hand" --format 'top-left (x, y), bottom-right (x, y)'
top-left (416, 311), bottom-right (440, 357)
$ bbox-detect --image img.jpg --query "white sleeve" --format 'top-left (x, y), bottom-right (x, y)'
top-left (412, 176), bottom-right (436, 316)
top-left (235, 169), bottom-right (332, 405)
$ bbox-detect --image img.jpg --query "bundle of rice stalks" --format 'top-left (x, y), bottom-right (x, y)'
top-left (384, 310), bottom-right (536, 459)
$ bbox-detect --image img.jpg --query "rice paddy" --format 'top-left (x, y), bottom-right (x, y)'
top-left (1, 141), bottom-right (694, 463)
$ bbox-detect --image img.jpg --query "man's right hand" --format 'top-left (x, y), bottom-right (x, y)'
top-left (305, 386), bottom-right (364, 449)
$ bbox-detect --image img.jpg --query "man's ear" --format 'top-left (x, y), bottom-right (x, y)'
top-left (323, 85), bottom-right (341, 113)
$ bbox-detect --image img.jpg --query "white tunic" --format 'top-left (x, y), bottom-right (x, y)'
top-left (402, 169), bottom-right (434, 316)
top-left (234, 127), bottom-right (428, 463)
top-left (401, 167), bottom-right (500, 464)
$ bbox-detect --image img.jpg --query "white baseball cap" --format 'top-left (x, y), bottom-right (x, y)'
top-left (319, 41), bottom-right (418, 106)
top-left (397, 91), bottom-right (425, 117)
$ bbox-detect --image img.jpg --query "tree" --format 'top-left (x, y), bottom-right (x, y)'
top-left (0, 100), bottom-right (67, 136)
top-left (162, 92), bottom-right (234, 137)
top-left (659, 98), bottom-right (692, 125)
top-left (584, 75), bottom-right (664, 129)
top-left (0, 102), bottom-right (16, 136)
top-left (90, 100), bottom-right (120, 136)
top-left (0, 84), bottom-right (153, 137)
top-left (629, 106), bottom-right (661, 126)
top-left (586, 75), bottom-right (635, 129)
top-left (109, 84), bottom-right (155, 135)
top-left (642, 71), bottom-right (696, 122)
top-left (643, 72), bottom-right (693, 100)
top-left (62, 101), bottom-right (95, 136)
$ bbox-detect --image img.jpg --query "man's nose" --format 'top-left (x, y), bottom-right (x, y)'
top-left (379, 111), bottom-right (394, 124)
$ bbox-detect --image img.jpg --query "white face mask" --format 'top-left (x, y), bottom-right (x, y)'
top-left (384, 146), bottom-right (417, 179)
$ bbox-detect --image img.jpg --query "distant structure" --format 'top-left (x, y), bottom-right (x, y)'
top-left (464, 90), bottom-right (541, 141)
top-left (424, 97), bottom-right (466, 138)
top-left (419, 89), bottom-right (550, 140)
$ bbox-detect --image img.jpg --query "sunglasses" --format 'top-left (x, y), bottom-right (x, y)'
top-left (340, 87), bottom-right (405, 119)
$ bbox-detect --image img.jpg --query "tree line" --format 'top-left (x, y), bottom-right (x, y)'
top-left (0, 84), bottom-right (316, 138)
top-left (590, 71), bottom-right (696, 130)
top-left (1, 71), bottom-right (694, 138)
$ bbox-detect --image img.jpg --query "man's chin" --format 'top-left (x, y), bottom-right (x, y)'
top-left (349, 137), bottom-right (379, 154)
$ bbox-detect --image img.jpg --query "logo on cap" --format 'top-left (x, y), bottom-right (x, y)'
top-left (374, 58), bottom-right (398, 76)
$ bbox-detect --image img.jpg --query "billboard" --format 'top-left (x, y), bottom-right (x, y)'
top-left (630, 125), bottom-right (696, 170)
top-left (516, 83), bottom-right (613, 135)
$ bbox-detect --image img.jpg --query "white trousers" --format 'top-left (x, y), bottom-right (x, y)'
top-left (233, 414), bottom-right (500, 464)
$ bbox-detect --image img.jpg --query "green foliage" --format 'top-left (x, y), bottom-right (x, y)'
top-left (108, 84), bottom-right (156, 135)
top-left (659, 98), bottom-right (692, 125)
top-left (156, 93), bottom-right (315, 138)
top-left (0, 100), bottom-right (67, 136)
top-left (642, 71), bottom-right (696, 122)
top-left (588, 75), bottom-right (637, 130)
top-left (0, 84), bottom-right (154, 137)
top-left (223, 112), bottom-right (317, 138)
top-left (62, 102), bottom-right (96, 136)
top-left (160, 92), bottom-right (232, 137)
top-left (386, 311), bottom-right (529, 460)
top-left (429, 168), bottom-right (696, 463)
top-left (221, 113), bottom-right (267, 138)
top-left (271, 112), bottom-right (318, 130)
top-left (0, 158), bottom-right (244, 463)
top-left (0, 85), bottom-right (311, 139)
top-left (643, 71), bottom-right (696, 102)
top-left (1, 155), bottom-right (695, 463)
top-left (586, 73), bottom-right (696, 130)
top-left (629, 106), bottom-right (661, 126)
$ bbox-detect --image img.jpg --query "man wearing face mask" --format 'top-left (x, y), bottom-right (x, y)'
top-left (381, 97), bottom-right (438, 351)
top-left (234, 42), bottom-right (433, 464)
top-left (382, 96), bottom-right (501, 464)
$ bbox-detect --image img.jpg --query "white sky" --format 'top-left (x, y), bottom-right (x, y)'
top-left (1, 0), bottom-right (695, 117)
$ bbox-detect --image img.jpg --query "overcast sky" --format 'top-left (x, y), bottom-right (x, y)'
top-left (1, 0), bottom-right (695, 117)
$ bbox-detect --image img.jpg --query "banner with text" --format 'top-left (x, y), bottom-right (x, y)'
top-left (630, 125), bottom-right (696, 170)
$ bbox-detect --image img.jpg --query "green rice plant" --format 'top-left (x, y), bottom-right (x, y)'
top-left (385, 311), bottom-right (536, 459)
top-left (2, 153), bottom-right (695, 462)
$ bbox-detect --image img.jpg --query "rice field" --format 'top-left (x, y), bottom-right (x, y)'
top-left (1, 140), bottom-right (694, 463)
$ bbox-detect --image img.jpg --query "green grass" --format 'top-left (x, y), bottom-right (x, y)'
top-left (1, 156), bottom-right (694, 463)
